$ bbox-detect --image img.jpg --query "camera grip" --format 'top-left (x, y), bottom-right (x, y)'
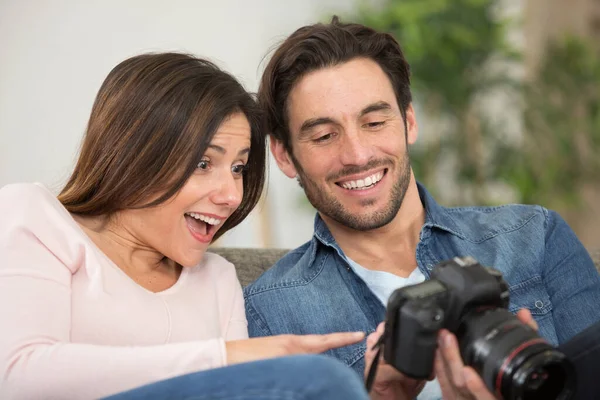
top-left (384, 299), bottom-right (445, 379)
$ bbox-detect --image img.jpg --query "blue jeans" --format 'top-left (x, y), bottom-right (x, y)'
top-left (104, 354), bottom-right (369, 400)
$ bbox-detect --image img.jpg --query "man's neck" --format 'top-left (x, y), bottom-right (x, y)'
top-left (322, 179), bottom-right (425, 278)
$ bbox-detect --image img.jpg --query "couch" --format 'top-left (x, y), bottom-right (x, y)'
top-left (211, 247), bottom-right (600, 288)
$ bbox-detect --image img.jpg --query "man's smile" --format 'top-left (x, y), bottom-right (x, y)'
top-left (335, 169), bottom-right (387, 191)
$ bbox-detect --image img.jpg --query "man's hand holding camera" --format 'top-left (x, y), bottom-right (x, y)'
top-left (364, 257), bottom-right (574, 400)
top-left (364, 322), bottom-right (428, 400)
top-left (435, 309), bottom-right (538, 400)
top-left (365, 309), bottom-right (539, 400)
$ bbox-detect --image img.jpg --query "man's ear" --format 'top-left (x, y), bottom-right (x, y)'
top-left (405, 103), bottom-right (418, 145)
top-left (270, 137), bottom-right (298, 179)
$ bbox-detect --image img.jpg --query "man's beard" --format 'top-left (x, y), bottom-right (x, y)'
top-left (293, 153), bottom-right (412, 231)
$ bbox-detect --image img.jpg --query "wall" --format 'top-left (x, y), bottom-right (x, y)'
top-left (0, 0), bottom-right (356, 248)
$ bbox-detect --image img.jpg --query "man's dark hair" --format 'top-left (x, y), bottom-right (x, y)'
top-left (258, 15), bottom-right (412, 152)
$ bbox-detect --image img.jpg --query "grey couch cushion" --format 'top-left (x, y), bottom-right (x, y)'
top-left (211, 247), bottom-right (289, 287)
top-left (212, 247), bottom-right (600, 288)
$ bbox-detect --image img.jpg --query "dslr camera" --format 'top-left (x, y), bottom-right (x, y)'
top-left (382, 257), bottom-right (575, 400)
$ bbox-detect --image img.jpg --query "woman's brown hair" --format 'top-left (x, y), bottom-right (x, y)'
top-left (59, 52), bottom-right (265, 240)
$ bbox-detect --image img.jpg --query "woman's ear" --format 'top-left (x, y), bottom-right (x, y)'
top-left (270, 138), bottom-right (298, 179)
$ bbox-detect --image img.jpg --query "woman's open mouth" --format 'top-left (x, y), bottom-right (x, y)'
top-left (184, 212), bottom-right (224, 243)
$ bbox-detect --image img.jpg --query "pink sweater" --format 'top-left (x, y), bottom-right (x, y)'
top-left (0, 183), bottom-right (248, 399)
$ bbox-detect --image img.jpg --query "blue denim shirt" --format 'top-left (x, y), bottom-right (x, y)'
top-left (244, 183), bottom-right (600, 381)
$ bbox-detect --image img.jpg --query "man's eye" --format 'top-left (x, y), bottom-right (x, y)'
top-left (197, 160), bottom-right (210, 170)
top-left (232, 164), bottom-right (247, 175)
top-left (314, 133), bottom-right (334, 143)
top-left (365, 121), bottom-right (385, 128)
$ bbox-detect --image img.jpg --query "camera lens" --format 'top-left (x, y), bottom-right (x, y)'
top-left (524, 367), bottom-right (550, 391)
top-left (458, 309), bottom-right (576, 400)
top-left (511, 351), bottom-right (572, 399)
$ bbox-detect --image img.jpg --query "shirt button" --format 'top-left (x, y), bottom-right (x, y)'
top-left (535, 300), bottom-right (544, 309)
top-left (427, 264), bottom-right (433, 269)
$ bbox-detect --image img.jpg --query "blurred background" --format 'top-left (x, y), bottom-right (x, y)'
top-left (1, 0), bottom-right (599, 250)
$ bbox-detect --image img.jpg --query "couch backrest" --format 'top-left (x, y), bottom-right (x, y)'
top-left (211, 247), bottom-right (289, 287)
top-left (212, 247), bottom-right (600, 288)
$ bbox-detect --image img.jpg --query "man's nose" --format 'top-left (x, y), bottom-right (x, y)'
top-left (339, 130), bottom-right (373, 166)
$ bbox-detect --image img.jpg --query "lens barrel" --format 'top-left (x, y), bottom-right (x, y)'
top-left (458, 309), bottom-right (575, 400)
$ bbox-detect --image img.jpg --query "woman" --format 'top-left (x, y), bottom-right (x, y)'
top-left (0, 53), bottom-right (368, 399)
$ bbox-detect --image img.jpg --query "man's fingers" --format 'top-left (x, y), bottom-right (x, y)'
top-left (435, 331), bottom-right (499, 400)
top-left (435, 348), bottom-right (457, 400)
top-left (464, 367), bottom-right (496, 400)
top-left (363, 332), bottom-right (379, 377)
top-left (364, 323), bottom-right (384, 360)
top-left (365, 322), bottom-right (384, 350)
top-left (366, 330), bottom-right (379, 350)
top-left (438, 330), bottom-right (467, 391)
top-left (516, 308), bottom-right (539, 331)
top-left (370, 363), bottom-right (402, 383)
top-left (296, 331), bottom-right (365, 353)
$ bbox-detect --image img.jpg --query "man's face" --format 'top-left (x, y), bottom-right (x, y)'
top-left (272, 57), bottom-right (418, 231)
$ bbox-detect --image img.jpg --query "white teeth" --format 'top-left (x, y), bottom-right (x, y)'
top-left (186, 212), bottom-right (223, 226)
top-left (340, 171), bottom-right (384, 190)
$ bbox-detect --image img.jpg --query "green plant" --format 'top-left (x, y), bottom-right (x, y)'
top-left (498, 36), bottom-right (600, 210)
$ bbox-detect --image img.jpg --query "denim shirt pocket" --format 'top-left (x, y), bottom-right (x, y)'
top-left (507, 276), bottom-right (558, 345)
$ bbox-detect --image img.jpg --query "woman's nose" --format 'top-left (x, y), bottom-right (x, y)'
top-left (211, 174), bottom-right (242, 209)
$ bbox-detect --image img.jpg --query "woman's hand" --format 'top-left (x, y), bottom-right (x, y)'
top-left (435, 309), bottom-right (539, 400)
top-left (226, 331), bottom-right (365, 365)
top-left (364, 323), bottom-right (427, 400)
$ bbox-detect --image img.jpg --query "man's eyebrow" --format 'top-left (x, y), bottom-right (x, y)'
top-left (359, 101), bottom-right (393, 117)
top-left (207, 144), bottom-right (250, 156)
top-left (298, 117), bottom-right (336, 138)
top-left (296, 102), bottom-right (392, 139)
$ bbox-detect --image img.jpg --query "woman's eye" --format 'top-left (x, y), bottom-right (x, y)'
top-left (197, 160), bottom-right (210, 170)
top-left (232, 164), bottom-right (247, 176)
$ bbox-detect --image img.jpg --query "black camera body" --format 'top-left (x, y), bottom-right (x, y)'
top-left (383, 256), bottom-right (575, 400)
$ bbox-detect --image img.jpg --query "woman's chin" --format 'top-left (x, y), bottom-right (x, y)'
top-left (175, 249), bottom-right (207, 268)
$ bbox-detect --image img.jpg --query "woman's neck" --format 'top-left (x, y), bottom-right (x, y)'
top-left (73, 212), bottom-right (182, 292)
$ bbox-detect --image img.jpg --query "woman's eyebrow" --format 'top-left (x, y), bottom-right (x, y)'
top-left (207, 144), bottom-right (250, 156)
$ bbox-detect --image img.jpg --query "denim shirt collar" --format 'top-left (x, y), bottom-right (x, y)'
top-left (417, 182), bottom-right (467, 241)
top-left (312, 182), bottom-right (466, 254)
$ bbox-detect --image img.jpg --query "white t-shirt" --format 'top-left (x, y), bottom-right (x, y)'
top-left (346, 257), bottom-right (442, 400)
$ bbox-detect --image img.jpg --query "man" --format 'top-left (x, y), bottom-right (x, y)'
top-left (243, 16), bottom-right (600, 399)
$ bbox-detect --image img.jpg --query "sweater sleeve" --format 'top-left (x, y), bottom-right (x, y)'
top-left (202, 252), bottom-right (248, 342)
top-left (0, 184), bottom-right (228, 399)
top-left (225, 276), bottom-right (249, 341)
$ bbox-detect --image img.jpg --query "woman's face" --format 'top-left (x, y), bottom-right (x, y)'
top-left (122, 112), bottom-right (252, 267)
